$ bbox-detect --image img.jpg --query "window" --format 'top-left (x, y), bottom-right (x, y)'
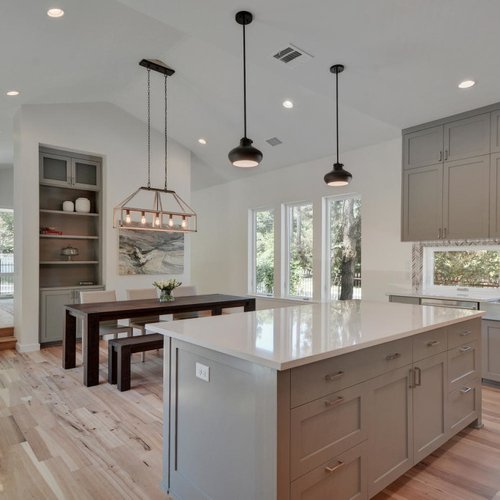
top-left (325, 195), bottom-right (361, 300)
top-left (285, 202), bottom-right (313, 299)
top-left (0, 209), bottom-right (14, 299)
top-left (251, 209), bottom-right (275, 295)
top-left (423, 245), bottom-right (500, 291)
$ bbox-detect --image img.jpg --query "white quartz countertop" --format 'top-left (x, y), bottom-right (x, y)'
top-left (147, 300), bottom-right (483, 371)
top-left (387, 288), bottom-right (500, 302)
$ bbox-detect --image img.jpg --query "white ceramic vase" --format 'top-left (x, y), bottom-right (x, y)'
top-left (62, 201), bottom-right (74, 212)
top-left (75, 197), bottom-right (91, 213)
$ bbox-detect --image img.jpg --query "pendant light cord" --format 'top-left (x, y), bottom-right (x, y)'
top-left (242, 22), bottom-right (247, 138)
top-left (147, 68), bottom-right (151, 189)
top-left (164, 74), bottom-right (168, 191)
top-left (336, 69), bottom-right (339, 164)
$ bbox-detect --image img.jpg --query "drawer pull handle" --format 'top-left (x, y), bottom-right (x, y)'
top-left (460, 386), bottom-right (472, 394)
top-left (460, 331), bottom-right (472, 337)
top-left (325, 370), bottom-right (344, 382)
top-left (324, 396), bottom-right (345, 408)
top-left (459, 345), bottom-right (472, 353)
top-left (386, 353), bottom-right (401, 361)
top-left (427, 340), bottom-right (440, 347)
top-left (325, 460), bottom-right (345, 473)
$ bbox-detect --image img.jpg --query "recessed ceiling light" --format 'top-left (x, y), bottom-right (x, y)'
top-left (458, 80), bottom-right (475, 89)
top-left (282, 99), bottom-right (294, 109)
top-left (198, 138), bottom-right (207, 145)
top-left (6, 90), bottom-right (19, 96)
top-left (47, 8), bottom-right (64, 18)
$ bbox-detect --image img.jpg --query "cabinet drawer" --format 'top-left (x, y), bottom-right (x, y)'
top-left (413, 327), bottom-right (447, 361)
top-left (290, 383), bottom-right (368, 480)
top-left (290, 441), bottom-right (367, 500)
top-left (291, 338), bottom-right (412, 408)
top-left (448, 377), bottom-right (480, 434)
top-left (448, 340), bottom-right (480, 391)
top-left (447, 319), bottom-right (480, 349)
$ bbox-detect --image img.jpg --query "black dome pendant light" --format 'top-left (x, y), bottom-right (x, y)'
top-left (324, 64), bottom-right (352, 186)
top-left (228, 10), bottom-right (263, 168)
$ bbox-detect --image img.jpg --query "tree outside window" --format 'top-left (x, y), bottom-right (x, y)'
top-left (254, 209), bottom-right (275, 295)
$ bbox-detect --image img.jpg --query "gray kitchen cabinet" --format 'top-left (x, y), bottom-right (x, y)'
top-left (403, 126), bottom-right (443, 169)
top-left (489, 153), bottom-right (500, 237)
top-left (39, 152), bottom-right (72, 187)
top-left (443, 155), bottom-right (490, 239)
top-left (402, 164), bottom-right (443, 241)
top-left (481, 320), bottom-right (500, 382)
top-left (444, 113), bottom-right (491, 162)
top-left (491, 110), bottom-right (500, 153)
top-left (412, 352), bottom-right (448, 463)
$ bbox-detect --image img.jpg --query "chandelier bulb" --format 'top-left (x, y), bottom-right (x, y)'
top-left (141, 212), bottom-right (146, 225)
top-left (181, 216), bottom-right (187, 228)
top-left (125, 211), bottom-right (131, 224)
top-left (155, 213), bottom-right (161, 227)
top-left (168, 215), bottom-right (174, 227)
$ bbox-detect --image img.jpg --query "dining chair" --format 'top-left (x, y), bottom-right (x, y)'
top-left (126, 287), bottom-right (162, 361)
top-left (172, 285), bottom-right (208, 320)
top-left (79, 290), bottom-right (133, 354)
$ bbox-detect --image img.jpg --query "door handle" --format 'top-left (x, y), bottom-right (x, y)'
top-left (414, 366), bottom-right (422, 387)
top-left (324, 396), bottom-right (345, 408)
top-left (325, 370), bottom-right (344, 382)
top-left (459, 345), bottom-right (472, 353)
top-left (460, 386), bottom-right (472, 394)
top-left (444, 149), bottom-right (448, 160)
top-left (439, 150), bottom-right (443, 162)
top-left (438, 228), bottom-right (442, 239)
top-left (460, 330), bottom-right (472, 337)
top-left (427, 340), bottom-right (440, 347)
top-left (385, 352), bottom-right (401, 361)
top-left (443, 227), bottom-right (447, 239)
top-left (324, 460), bottom-right (344, 473)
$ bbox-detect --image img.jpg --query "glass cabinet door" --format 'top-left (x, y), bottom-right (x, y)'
top-left (39, 153), bottom-right (71, 187)
top-left (72, 159), bottom-right (100, 190)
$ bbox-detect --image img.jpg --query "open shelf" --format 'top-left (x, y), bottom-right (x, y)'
top-left (40, 209), bottom-right (99, 217)
top-left (40, 261), bottom-right (99, 265)
top-left (40, 234), bottom-right (98, 240)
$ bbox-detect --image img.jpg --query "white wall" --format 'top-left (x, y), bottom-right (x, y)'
top-left (191, 138), bottom-right (412, 302)
top-left (0, 166), bottom-right (13, 209)
top-left (13, 102), bottom-right (192, 351)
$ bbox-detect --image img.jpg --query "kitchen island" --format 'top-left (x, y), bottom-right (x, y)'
top-left (148, 300), bottom-right (483, 500)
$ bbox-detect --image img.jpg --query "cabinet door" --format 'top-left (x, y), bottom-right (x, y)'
top-left (443, 156), bottom-right (490, 239)
top-left (39, 153), bottom-right (71, 187)
top-left (403, 126), bottom-right (443, 169)
top-left (413, 352), bottom-right (447, 463)
top-left (40, 289), bottom-right (74, 343)
top-left (489, 153), bottom-right (500, 237)
top-left (491, 110), bottom-right (500, 153)
top-left (482, 320), bottom-right (500, 382)
top-left (72, 159), bottom-right (100, 190)
top-left (444, 113), bottom-right (491, 162)
top-left (402, 164), bottom-right (443, 241)
top-left (367, 366), bottom-right (413, 498)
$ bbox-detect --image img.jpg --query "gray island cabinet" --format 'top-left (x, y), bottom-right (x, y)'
top-left (148, 301), bottom-right (483, 500)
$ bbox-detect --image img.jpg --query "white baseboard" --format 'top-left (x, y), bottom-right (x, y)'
top-left (16, 342), bottom-right (41, 353)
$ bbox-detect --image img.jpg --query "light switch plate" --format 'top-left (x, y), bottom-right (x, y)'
top-left (195, 362), bottom-right (210, 382)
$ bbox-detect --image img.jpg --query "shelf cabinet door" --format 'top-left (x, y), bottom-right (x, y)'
top-left (403, 126), bottom-right (443, 169)
top-left (413, 352), bottom-right (447, 463)
top-left (40, 289), bottom-right (74, 343)
top-left (402, 164), bottom-right (443, 241)
top-left (491, 110), bottom-right (500, 153)
top-left (482, 320), bottom-right (500, 383)
top-left (443, 155), bottom-right (490, 239)
top-left (40, 153), bottom-right (72, 187)
top-left (367, 365), bottom-right (413, 498)
top-left (72, 159), bottom-right (100, 190)
top-left (489, 153), bottom-right (500, 237)
top-left (444, 113), bottom-right (491, 162)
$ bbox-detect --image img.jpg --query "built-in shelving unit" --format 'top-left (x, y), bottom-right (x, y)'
top-left (39, 147), bottom-right (104, 344)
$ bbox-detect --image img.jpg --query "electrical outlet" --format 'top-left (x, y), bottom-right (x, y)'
top-left (195, 362), bottom-right (210, 382)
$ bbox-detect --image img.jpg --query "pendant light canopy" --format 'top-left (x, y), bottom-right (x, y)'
top-left (113, 59), bottom-right (197, 233)
top-left (324, 64), bottom-right (352, 187)
top-left (228, 10), bottom-right (263, 168)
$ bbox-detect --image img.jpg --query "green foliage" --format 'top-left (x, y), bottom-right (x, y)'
top-left (288, 204), bottom-right (313, 296)
top-left (434, 250), bottom-right (500, 287)
top-left (255, 210), bottom-right (275, 294)
top-left (0, 211), bottom-right (14, 253)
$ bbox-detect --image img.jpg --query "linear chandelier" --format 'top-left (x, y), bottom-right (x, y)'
top-left (113, 59), bottom-right (197, 233)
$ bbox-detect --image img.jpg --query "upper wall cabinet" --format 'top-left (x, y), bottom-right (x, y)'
top-left (40, 152), bottom-right (100, 191)
top-left (402, 104), bottom-right (500, 241)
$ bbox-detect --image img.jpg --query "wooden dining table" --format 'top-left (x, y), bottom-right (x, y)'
top-left (62, 293), bottom-right (256, 387)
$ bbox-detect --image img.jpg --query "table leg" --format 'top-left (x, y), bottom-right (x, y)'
top-left (244, 299), bottom-right (256, 312)
top-left (63, 311), bottom-right (76, 369)
top-left (211, 306), bottom-right (223, 316)
top-left (84, 316), bottom-right (100, 387)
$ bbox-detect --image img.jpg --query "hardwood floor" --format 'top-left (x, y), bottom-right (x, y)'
top-left (0, 343), bottom-right (499, 499)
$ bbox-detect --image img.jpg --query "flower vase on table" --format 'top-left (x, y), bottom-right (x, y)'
top-left (153, 279), bottom-right (182, 303)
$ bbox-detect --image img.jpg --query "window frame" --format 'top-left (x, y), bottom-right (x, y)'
top-left (248, 207), bottom-right (276, 297)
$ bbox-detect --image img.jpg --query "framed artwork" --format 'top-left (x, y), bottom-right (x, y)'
top-left (119, 230), bottom-right (184, 275)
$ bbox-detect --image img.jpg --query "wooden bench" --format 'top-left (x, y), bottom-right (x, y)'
top-left (108, 334), bottom-right (164, 391)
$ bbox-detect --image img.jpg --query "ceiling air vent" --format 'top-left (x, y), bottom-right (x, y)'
top-left (266, 137), bottom-right (282, 147)
top-left (272, 44), bottom-right (313, 68)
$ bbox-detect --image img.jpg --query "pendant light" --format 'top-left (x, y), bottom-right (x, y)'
top-left (324, 64), bottom-right (352, 186)
top-left (113, 59), bottom-right (197, 233)
top-left (228, 11), bottom-right (263, 168)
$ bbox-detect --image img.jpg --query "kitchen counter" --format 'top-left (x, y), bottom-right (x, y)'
top-left (147, 300), bottom-right (482, 371)
top-left (386, 288), bottom-right (500, 302)
top-left (153, 300), bottom-right (483, 500)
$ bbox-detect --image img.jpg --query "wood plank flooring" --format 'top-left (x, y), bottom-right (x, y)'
top-left (0, 343), bottom-right (499, 499)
